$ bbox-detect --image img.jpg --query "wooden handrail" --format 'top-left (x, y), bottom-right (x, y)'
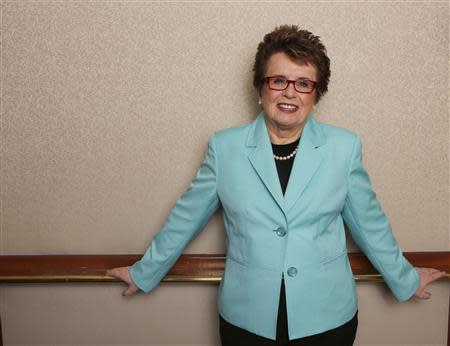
top-left (0, 252), bottom-right (448, 283)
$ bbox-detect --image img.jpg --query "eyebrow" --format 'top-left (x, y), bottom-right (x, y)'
top-left (271, 74), bottom-right (313, 80)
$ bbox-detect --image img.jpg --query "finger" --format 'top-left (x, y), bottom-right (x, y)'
top-left (122, 285), bottom-right (138, 297)
top-left (428, 271), bottom-right (447, 282)
top-left (106, 268), bottom-right (123, 278)
top-left (106, 267), bottom-right (130, 283)
top-left (423, 291), bottom-right (431, 299)
top-left (420, 270), bottom-right (445, 284)
top-left (106, 268), bottom-right (117, 277)
top-left (106, 269), bottom-right (115, 276)
top-left (419, 267), bottom-right (442, 274)
top-left (415, 290), bottom-right (431, 299)
top-left (429, 268), bottom-right (441, 273)
top-left (426, 269), bottom-right (446, 276)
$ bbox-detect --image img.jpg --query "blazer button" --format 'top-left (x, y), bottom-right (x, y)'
top-left (287, 267), bottom-right (298, 277)
top-left (275, 227), bottom-right (287, 237)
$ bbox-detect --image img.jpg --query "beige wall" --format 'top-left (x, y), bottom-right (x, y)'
top-left (1, 1), bottom-right (449, 345)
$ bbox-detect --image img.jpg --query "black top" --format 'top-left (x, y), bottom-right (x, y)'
top-left (271, 137), bottom-right (301, 195)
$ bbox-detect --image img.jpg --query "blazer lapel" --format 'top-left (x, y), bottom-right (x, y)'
top-left (247, 112), bottom-right (286, 213)
top-left (284, 116), bottom-right (325, 213)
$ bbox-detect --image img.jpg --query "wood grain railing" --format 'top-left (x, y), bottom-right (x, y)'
top-left (0, 252), bottom-right (449, 346)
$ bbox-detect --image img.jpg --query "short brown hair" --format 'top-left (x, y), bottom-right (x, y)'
top-left (253, 25), bottom-right (330, 103)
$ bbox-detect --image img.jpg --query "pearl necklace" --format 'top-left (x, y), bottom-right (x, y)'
top-left (273, 146), bottom-right (299, 161)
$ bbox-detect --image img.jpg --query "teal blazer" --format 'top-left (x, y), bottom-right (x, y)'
top-left (131, 112), bottom-right (419, 340)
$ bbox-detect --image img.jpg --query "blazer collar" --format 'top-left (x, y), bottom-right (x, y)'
top-left (247, 111), bottom-right (326, 214)
top-left (246, 111), bottom-right (326, 148)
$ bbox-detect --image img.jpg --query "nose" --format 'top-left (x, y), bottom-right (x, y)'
top-left (283, 81), bottom-right (297, 98)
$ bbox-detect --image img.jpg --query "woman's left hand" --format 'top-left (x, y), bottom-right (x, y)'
top-left (413, 267), bottom-right (447, 299)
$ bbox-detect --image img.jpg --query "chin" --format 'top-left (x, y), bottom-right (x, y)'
top-left (275, 115), bottom-right (305, 127)
top-left (275, 120), bottom-right (299, 130)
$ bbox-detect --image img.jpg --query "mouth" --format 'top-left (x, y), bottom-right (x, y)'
top-left (277, 103), bottom-right (299, 113)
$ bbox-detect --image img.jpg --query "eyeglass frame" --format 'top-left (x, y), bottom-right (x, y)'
top-left (264, 76), bottom-right (317, 94)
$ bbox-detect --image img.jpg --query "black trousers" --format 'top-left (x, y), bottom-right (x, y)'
top-left (219, 277), bottom-right (358, 346)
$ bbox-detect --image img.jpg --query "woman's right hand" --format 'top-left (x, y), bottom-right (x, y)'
top-left (106, 266), bottom-right (140, 297)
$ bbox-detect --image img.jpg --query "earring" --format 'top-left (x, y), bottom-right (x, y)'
top-left (258, 99), bottom-right (262, 105)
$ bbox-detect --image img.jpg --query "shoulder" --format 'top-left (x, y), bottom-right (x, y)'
top-left (315, 118), bottom-right (357, 139)
top-left (312, 117), bottom-right (359, 147)
top-left (309, 117), bottom-right (361, 162)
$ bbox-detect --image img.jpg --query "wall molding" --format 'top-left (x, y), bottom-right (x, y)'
top-left (0, 252), bottom-right (448, 283)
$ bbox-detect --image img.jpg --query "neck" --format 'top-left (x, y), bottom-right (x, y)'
top-left (265, 119), bottom-right (305, 145)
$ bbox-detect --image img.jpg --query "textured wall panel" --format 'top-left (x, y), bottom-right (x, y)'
top-left (2, 1), bottom-right (448, 345)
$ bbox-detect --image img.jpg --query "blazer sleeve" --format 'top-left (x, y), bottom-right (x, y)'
top-left (342, 134), bottom-right (419, 302)
top-left (130, 134), bottom-right (220, 293)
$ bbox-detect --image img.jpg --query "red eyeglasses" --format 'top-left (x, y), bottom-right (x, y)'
top-left (265, 76), bottom-right (317, 94)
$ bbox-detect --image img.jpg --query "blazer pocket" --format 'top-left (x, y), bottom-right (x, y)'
top-left (320, 248), bottom-right (347, 265)
top-left (316, 216), bottom-right (347, 263)
top-left (223, 202), bottom-right (250, 265)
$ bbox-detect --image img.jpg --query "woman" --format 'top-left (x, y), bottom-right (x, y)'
top-left (107, 25), bottom-right (446, 345)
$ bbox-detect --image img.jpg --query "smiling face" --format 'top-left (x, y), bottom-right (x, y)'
top-left (260, 52), bottom-right (318, 136)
